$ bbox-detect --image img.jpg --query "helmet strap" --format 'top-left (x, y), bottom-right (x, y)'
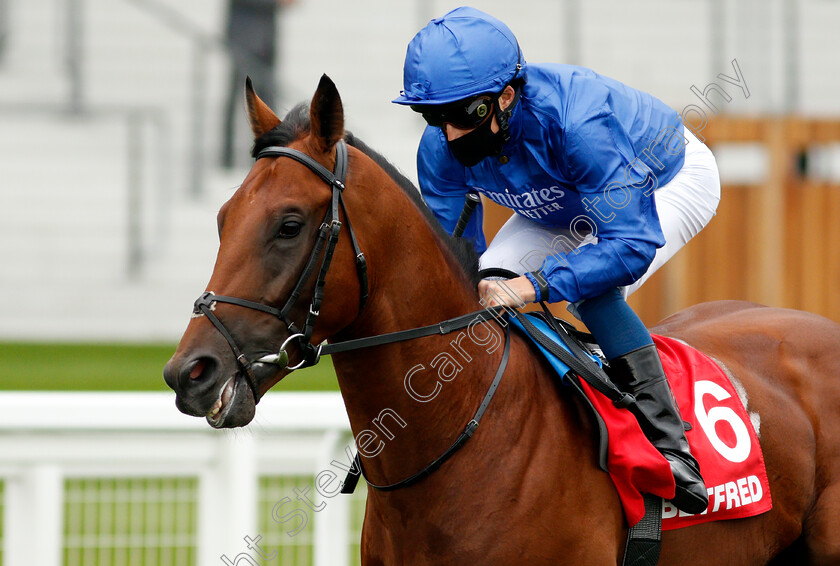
top-left (494, 81), bottom-right (522, 144)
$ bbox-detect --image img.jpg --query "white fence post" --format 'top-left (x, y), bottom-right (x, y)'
top-left (314, 429), bottom-right (351, 566)
top-left (4, 464), bottom-right (63, 566)
top-left (199, 433), bottom-right (258, 566)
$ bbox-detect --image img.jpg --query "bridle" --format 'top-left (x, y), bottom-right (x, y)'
top-left (191, 140), bottom-right (368, 402)
top-left (189, 138), bottom-right (513, 493)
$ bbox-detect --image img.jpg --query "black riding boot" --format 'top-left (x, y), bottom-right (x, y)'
top-left (609, 344), bottom-right (709, 515)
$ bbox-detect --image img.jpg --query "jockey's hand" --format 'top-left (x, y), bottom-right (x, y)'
top-left (478, 276), bottom-right (537, 308)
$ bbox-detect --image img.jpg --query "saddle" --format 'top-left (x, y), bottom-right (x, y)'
top-left (509, 309), bottom-right (623, 472)
top-left (510, 309), bottom-right (772, 533)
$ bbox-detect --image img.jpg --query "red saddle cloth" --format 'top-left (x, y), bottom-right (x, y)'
top-left (578, 334), bottom-right (772, 529)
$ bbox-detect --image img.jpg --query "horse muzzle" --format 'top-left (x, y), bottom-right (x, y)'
top-left (163, 351), bottom-right (263, 428)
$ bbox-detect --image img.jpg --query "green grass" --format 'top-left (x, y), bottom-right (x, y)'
top-left (0, 342), bottom-right (339, 391)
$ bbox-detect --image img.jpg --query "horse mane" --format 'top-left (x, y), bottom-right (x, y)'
top-left (252, 103), bottom-right (481, 286)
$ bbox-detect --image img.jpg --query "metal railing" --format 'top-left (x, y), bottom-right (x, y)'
top-left (0, 0), bottom-right (9, 63)
top-left (0, 102), bottom-right (171, 280)
top-left (1, 0), bottom-right (272, 279)
top-left (67, 0), bottom-right (275, 198)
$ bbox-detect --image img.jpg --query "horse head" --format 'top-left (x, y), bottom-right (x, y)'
top-left (164, 75), bottom-right (371, 428)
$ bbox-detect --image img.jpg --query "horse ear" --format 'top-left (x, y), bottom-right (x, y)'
top-left (245, 76), bottom-right (281, 138)
top-left (309, 74), bottom-right (345, 153)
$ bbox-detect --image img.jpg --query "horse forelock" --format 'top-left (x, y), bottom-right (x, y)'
top-left (249, 103), bottom-right (480, 286)
top-left (251, 103), bottom-right (311, 156)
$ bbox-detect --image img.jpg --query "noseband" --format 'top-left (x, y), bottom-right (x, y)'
top-left (191, 140), bottom-right (368, 402)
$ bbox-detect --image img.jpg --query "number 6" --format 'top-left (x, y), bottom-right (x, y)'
top-left (694, 380), bottom-right (751, 463)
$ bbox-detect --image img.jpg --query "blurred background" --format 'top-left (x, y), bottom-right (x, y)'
top-left (0, 0), bottom-right (838, 564)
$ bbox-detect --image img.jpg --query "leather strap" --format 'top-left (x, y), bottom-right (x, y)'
top-left (339, 197), bottom-right (368, 309)
top-left (341, 323), bottom-right (511, 493)
top-left (191, 140), bottom-right (359, 398)
top-left (256, 144), bottom-right (347, 191)
top-left (515, 312), bottom-right (635, 408)
top-left (622, 494), bottom-right (663, 566)
top-left (195, 291), bottom-right (284, 321)
top-left (321, 306), bottom-right (506, 356)
top-left (194, 300), bottom-right (260, 400)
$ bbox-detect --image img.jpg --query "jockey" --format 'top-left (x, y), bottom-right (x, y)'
top-left (393, 6), bottom-right (720, 515)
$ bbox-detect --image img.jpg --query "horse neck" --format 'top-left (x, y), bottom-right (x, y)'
top-left (330, 173), bottom-right (502, 485)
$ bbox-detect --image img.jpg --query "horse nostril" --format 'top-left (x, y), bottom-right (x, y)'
top-left (164, 355), bottom-right (220, 397)
top-left (189, 359), bottom-right (208, 380)
top-left (182, 356), bottom-right (217, 387)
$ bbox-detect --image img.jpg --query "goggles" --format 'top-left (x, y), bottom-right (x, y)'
top-left (411, 95), bottom-right (495, 129)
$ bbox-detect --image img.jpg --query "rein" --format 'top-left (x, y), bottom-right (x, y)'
top-left (342, 323), bottom-right (510, 493)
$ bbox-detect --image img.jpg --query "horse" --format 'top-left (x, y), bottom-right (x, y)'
top-left (163, 75), bottom-right (840, 565)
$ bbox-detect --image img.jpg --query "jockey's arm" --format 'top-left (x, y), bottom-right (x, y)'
top-left (521, 110), bottom-right (666, 306)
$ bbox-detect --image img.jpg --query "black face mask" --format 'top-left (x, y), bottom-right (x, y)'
top-left (446, 113), bottom-right (505, 167)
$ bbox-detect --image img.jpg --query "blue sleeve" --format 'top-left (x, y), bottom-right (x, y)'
top-left (538, 107), bottom-right (665, 303)
top-left (417, 127), bottom-right (487, 253)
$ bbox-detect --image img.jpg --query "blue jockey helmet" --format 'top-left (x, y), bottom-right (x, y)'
top-left (393, 6), bottom-right (526, 106)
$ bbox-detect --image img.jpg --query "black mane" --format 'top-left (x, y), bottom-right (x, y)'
top-left (252, 103), bottom-right (480, 285)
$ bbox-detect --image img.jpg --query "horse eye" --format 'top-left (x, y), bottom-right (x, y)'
top-left (278, 220), bottom-right (302, 239)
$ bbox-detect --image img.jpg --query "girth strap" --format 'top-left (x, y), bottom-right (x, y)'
top-left (623, 494), bottom-right (663, 566)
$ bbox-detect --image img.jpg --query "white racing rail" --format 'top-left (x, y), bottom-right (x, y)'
top-left (0, 392), bottom-right (357, 566)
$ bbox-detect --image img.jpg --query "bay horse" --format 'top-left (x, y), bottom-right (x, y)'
top-left (163, 75), bottom-right (840, 565)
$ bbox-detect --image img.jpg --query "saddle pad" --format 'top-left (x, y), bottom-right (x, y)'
top-left (509, 314), bottom-right (772, 529)
top-left (651, 334), bottom-right (772, 530)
